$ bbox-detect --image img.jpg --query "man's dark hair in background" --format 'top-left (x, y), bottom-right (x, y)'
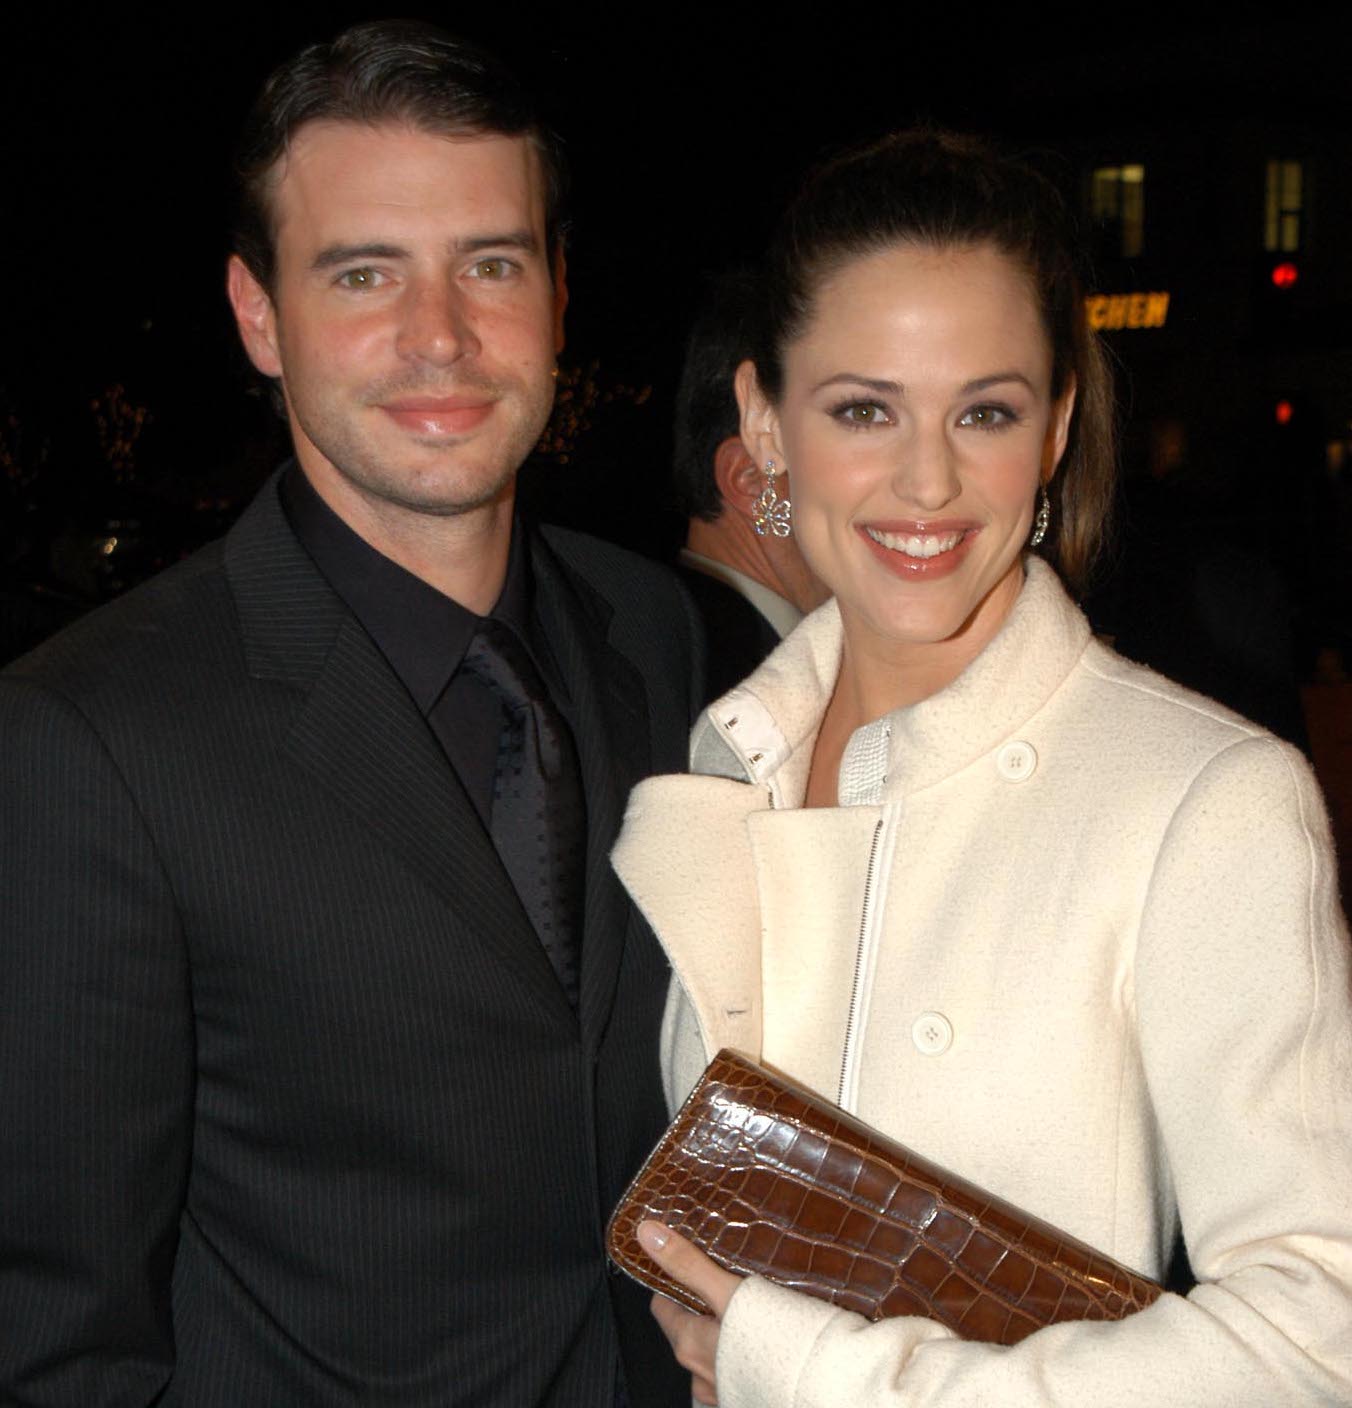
top-left (672, 269), bottom-right (826, 702)
top-left (671, 270), bottom-right (758, 525)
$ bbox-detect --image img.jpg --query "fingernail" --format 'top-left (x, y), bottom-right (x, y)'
top-left (637, 1220), bottom-right (670, 1253)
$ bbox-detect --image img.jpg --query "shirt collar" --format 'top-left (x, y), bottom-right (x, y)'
top-left (280, 462), bottom-right (535, 714)
top-left (677, 548), bottom-right (804, 640)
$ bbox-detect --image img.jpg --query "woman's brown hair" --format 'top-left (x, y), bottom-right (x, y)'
top-left (751, 130), bottom-right (1115, 594)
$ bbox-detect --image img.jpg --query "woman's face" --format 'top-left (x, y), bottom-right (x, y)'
top-left (741, 242), bottom-right (1073, 674)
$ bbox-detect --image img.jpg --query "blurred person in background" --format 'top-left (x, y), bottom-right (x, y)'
top-left (672, 269), bottom-right (827, 703)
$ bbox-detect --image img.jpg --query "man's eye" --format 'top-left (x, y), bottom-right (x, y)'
top-left (471, 258), bottom-right (513, 280)
top-left (337, 268), bottom-right (383, 290)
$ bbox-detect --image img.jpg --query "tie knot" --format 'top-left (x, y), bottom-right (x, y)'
top-left (464, 619), bottom-right (545, 713)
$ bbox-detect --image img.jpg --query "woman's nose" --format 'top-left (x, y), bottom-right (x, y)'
top-left (891, 426), bottom-right (961, 512)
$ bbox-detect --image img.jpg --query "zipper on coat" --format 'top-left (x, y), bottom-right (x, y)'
top-left (838, 813), bottom-right (893, 1110)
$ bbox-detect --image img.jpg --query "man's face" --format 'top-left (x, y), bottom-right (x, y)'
top-left (229, 121), bottom-right (565, 526)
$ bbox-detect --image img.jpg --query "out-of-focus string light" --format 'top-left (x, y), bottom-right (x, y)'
top-left (536, 359), bottom-right (652, 464)
top-left (91, 383), bottom-right (151, 483)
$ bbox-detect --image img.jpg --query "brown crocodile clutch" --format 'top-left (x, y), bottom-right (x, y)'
top-left (607, 1049), bottom-right (1162, 1345)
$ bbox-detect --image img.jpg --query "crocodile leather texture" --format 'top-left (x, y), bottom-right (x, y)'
top-left (607, 1049), bottom-right (1162, 1345)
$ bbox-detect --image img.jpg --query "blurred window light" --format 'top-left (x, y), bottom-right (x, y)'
top-left (1271, 262), bottom-right (1299, 289)
top-left (1264, 160), bottom-right (1303, 253)
top-left (1090, 165), bottom-right (1146, 258)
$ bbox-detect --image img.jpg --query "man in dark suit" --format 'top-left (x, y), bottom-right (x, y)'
top-left (671, 271), bottom-right (826, 703)
top-left (0, 22), bottom-right (695, 1406)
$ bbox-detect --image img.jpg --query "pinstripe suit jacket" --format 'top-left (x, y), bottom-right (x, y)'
top-left (0, 474), bottom-right (698, 1406)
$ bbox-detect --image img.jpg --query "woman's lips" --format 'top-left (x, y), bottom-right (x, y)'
top-left (859, 522), bottom-right (976, 578)
top-left (379, 397), bottom-right (494, 436)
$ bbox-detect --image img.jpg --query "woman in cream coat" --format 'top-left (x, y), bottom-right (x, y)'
top-left (611, 132), bottom-right (1352, 1407)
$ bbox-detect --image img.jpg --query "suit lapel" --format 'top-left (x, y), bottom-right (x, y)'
top-left (532, 535), bottom-right (651, 1050)
top-left (226, 477), bottom-right (574, 1026)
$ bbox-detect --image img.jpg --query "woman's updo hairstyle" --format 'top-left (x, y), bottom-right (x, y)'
top-left (751, 129), bottom-right (1115, 593)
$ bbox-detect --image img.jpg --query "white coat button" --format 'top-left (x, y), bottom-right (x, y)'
top-left (996, 741), bottom-right (1037, 781)
top-left (912, 1011), bottom-right (953, 1055)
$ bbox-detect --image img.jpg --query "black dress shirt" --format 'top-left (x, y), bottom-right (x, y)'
top-left (280, 465), bottom-right (575, 833)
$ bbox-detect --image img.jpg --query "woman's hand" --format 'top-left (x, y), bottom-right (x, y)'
top-left (637, 1220), bottom-right (742, 1406)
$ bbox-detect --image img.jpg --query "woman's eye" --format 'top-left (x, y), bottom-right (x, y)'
top-left (836, 402), bottom-right (889, 426)
top-left (337, 268), bottom-right (382, 290)
top-left (959, 404), bottom-right (1013, 430)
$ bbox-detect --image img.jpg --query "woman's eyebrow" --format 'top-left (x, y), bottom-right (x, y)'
top-left (810, 372), bottom-right (902, 395)
top-left (960, 371), bottom-right (1035, 394)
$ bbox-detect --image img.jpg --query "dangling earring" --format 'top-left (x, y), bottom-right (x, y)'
top-left (1029, 484), bottom-right (1051, 548)
top-left (753, 459), bottom-right (793, 538)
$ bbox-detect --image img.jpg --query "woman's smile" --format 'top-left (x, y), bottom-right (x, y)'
top-left (742, 241), bottom-right (1075, 699)
top-left (858, 521), bottom-right (976, 578)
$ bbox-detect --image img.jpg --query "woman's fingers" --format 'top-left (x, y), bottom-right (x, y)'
top-left (637, 1220), bottom-right (740, 1316)
top-left (640, 1222), bottom-right (743, 1405)
top-left (650, 1291), bottom-right (720, 1405)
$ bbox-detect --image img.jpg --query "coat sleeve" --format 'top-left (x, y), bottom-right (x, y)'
top-left (0, 677), bottom-right (191, 1405)
top-left (713, 735), bottom-right (1352, 1408)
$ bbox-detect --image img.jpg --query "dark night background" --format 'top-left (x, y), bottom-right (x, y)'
top-left (3, 8), bottom-right (1351, 856)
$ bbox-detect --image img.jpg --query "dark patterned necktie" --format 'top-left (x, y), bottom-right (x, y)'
top-left (462, 619), bottom-right (586, 1008)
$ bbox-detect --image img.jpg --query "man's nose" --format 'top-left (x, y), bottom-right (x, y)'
top-left (395, 278), bottom-right (480, 366)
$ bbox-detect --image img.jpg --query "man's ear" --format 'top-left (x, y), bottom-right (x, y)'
top-left (227, 255), bottom-right (283, 379)
top-left (734, 360), bottom-right (781, 473)
top-left (551, 246), bottom-right (569, 355)
top-left (713, 436), bottom-right (761, 523)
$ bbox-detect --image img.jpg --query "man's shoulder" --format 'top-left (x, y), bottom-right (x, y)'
top-left (536, 525), bottom-right (704, 726)
top-left (538, 526), bottom-right (698, 642)
top-left (540, 524), bottom-right (687, 606)
top-left (3, 540), bottom-right (234, 702)
top-left (674, 563), bottom-right (782, 705)
top-left (1, 475), bottom-right (300, 714)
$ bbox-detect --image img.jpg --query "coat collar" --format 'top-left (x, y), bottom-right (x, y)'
top-left (613, 559), bottom-right (1093, 1059)
top-left (692, 558), bottom-right (1091, 802)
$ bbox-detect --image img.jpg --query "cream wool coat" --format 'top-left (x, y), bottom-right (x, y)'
top-left (612, 559), bottom-right (1352, 1408)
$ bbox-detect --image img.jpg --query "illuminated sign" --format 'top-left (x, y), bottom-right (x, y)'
top-left (1086, 291), bottom-right (1170, 331)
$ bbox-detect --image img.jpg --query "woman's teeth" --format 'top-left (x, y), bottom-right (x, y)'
top-left (865, 527), bottom-right (964, 559)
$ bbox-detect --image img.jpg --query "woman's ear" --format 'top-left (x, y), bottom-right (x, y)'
top-left (735, 360), bottom-right (782, 473)
top-left (1044, 375), bottom-right (1077, 482)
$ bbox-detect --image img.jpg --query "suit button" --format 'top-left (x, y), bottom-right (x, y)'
top-left (912, 1011), bottom-right (953, 1055)
top-left (996, 741), bottom-right (1037, 781)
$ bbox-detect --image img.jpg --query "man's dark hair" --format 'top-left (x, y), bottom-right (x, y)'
top-left (671, 269), bottom-right (760, 523)
top-left (232, 19), bottom-right (569, 290)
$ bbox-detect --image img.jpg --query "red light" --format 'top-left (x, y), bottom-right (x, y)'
top-left (1271, 262), bottom-right (1299, 289)
top-left (1275, 400), bottom-right (1294, 425)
